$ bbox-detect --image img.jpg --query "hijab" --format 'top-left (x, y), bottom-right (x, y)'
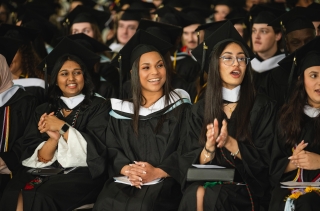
top-left (0, 54), bottom-right (13, 94)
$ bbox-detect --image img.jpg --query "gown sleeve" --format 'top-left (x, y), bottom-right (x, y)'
top-left (0, 90), bottom-right (37, 173)
top-left (21, 98), bottom-right (111, 179)
top-left (106, 117), bottom-right (132, 177)
top-left (22, 128), bottom-right (88, 168)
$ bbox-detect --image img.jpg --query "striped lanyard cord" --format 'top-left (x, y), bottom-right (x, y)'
top-left (0, 106), bottom-right (10, 152)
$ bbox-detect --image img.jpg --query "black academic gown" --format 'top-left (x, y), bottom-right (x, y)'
top-left (0, 96), bottom-right (111, 211)
top-left (93, 97), bottom-right (191, 211)
top-left (0, 88), bottom-right (36, 198)
top-left (14, 78), bottom-right (46, 105)
top-left (98, 62), bottom-right (120, 99)
top-left (258, 65), bottom-right (299, 113)
top-left (269, 115), bottom-right (320, 211)
top-left (251, 52), bottom-right (286, 93)
top-left (178, 94), bottom-right (276, 211)
top-left (174, 54), bottom-right (201, 83)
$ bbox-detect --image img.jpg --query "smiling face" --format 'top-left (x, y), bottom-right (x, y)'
top-left (219, 42), bottom-right (247, 89)
top-left (138, 51), bottom-right (166, 97)
top-left (57, 60), bottom-right (84, 97)
top-left (304, 66), bottom-right (320, 108)
top-left (71, 22), bottom-right (94, 38)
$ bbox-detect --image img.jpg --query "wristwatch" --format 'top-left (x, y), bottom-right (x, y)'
top-left (59, 123), bottom-right (70, 135)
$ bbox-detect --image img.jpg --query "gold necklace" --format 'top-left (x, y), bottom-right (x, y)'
top-left (224, 103), bottom-right (237, 112)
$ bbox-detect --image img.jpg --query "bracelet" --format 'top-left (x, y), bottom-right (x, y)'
top-left (204, 145), bottom-right (215, 154)
top-left (230, 149), bottom-right (240, 159)
top-left (38, 154), bottom-right (50, 163)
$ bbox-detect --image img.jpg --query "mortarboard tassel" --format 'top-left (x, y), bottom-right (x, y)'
top-left (249, 15), bottom-right (253, 51)
top-left (43, 62), bottom-right (48, 97)
top-left (200, 42), bottom-right (208, 86)
top-left (286, 56), bottom-right (296, 103)
top-left (118, 55), bottom-right (123, 99)
top-left (197, 31), bottom-right (200, 46)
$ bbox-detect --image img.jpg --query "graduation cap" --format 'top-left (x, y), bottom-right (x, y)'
top-left (18, 10), bottom-right (60, 45)
top-left (0, 24), bottom-right (39, 43)
top-left (62, 33), bottom-right (111, 52)
top-left (120, 2), bottom-right (154, 21)
top-left (307, 3), bottom-right (320, 22)
top-left (137, 19), bottom-right (182, 44)
top-left (182, 0), bottom-right (214, 20)
top-left (268, 7), bottom-right (315, 35)
top-left (38, 37), bottom-right (100, 94)
top-left (249, 4), bottom-right (286, 54)
top-left (181, 6), bottom-right (211, 25)
top-left (0, 37), bottom-right (24, 66)
top-left (249, 4), bottom-right (286, 25)
top-left (153, 6), bottom-right (197, 28)
top-left (278, 36), bottom-right (320, 99)
top-left (191, 21), bottom-right (254, 85)
top-left (64, 5), bottom-right (111, 31)
top-left (16, 1), bottom-right (58, 20)
top-left (225, 7), bottom-right (248, 24)
top-left (162, 0), bottom-right (190, 8)
top-left (195, 18), bottom-right (245, 40)
top-left (112, 29), bottom-right (173, 98)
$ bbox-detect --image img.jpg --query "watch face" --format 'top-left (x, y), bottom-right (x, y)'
top-left (60, 124), bottom-right (70, 135)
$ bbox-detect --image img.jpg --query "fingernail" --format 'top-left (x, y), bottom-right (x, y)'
top-left (139, 177), bottom-right (142, 181)
top-left (133, 161), bottom-right (137, 163)
top-left (140, 182), bottom-right (143, 186)
top-left (138, 186), bottom-right (141, 189)
top-left (305, 143), bottom-right (308, 145)
top-left (125, 170), bottom-right (129, 173)
top-left (129, 164), bottom-right (133, 166)
top-left (143, 171), bottom-right (146, 174)
top-left (288, 156), bottom-right (292, 159)
top-left (142, 164), bottom-right (145, 167)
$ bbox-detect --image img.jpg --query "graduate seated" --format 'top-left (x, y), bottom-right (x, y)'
top-left (0, 37), bottom-right (111, 211)
top-left (0, 24), bottom-right (46, 105)
top-left (93, 30), bottom-right (192, 211)
top-left (178, 21), bottom-right (276, 211)
top-left (0, 43), bottom-right (37, 198)
top-left (269, 36), bottom-right (320, 211)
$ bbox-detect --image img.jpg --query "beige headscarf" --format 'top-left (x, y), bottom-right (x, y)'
top-left (0, 54), bottom-right (13, 94)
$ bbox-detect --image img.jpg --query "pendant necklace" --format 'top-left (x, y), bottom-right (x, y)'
top-left (224, 103), bottom-right (237, 113)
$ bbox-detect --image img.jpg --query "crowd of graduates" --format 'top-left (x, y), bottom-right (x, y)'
top-left (0, 0), bottom-right (320, 210)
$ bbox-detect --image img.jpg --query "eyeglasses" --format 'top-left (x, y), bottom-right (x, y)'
top-left (219, 56), bottom-right (250, 67)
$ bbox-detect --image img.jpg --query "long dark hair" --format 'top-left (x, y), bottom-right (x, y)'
top-left (48, 54), bottom-right (94, 110)
top-left (19, 43), bottom-right (43, 79)
top-left (199, 40), bottom-right (255, 146)
top-left (130, 50), bottom-right (176, 136)
top-left (279, 73), bottom-right (320, 147)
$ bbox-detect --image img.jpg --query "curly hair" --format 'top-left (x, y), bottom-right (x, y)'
top-left (19, 42), bottom-right (44, 79)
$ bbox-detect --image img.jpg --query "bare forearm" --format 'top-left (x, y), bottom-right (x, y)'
top-left (284, 161), bottom-right (298, 173)
top-left (199, 145), bottom-right (216, 164)
top-left (38, 138), bottom-right (58, 162)
top-left (224, 136), bottom-right (242, 160)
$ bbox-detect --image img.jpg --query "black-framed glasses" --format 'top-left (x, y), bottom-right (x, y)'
top-left (219, 56), bottom-right (250, 67)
